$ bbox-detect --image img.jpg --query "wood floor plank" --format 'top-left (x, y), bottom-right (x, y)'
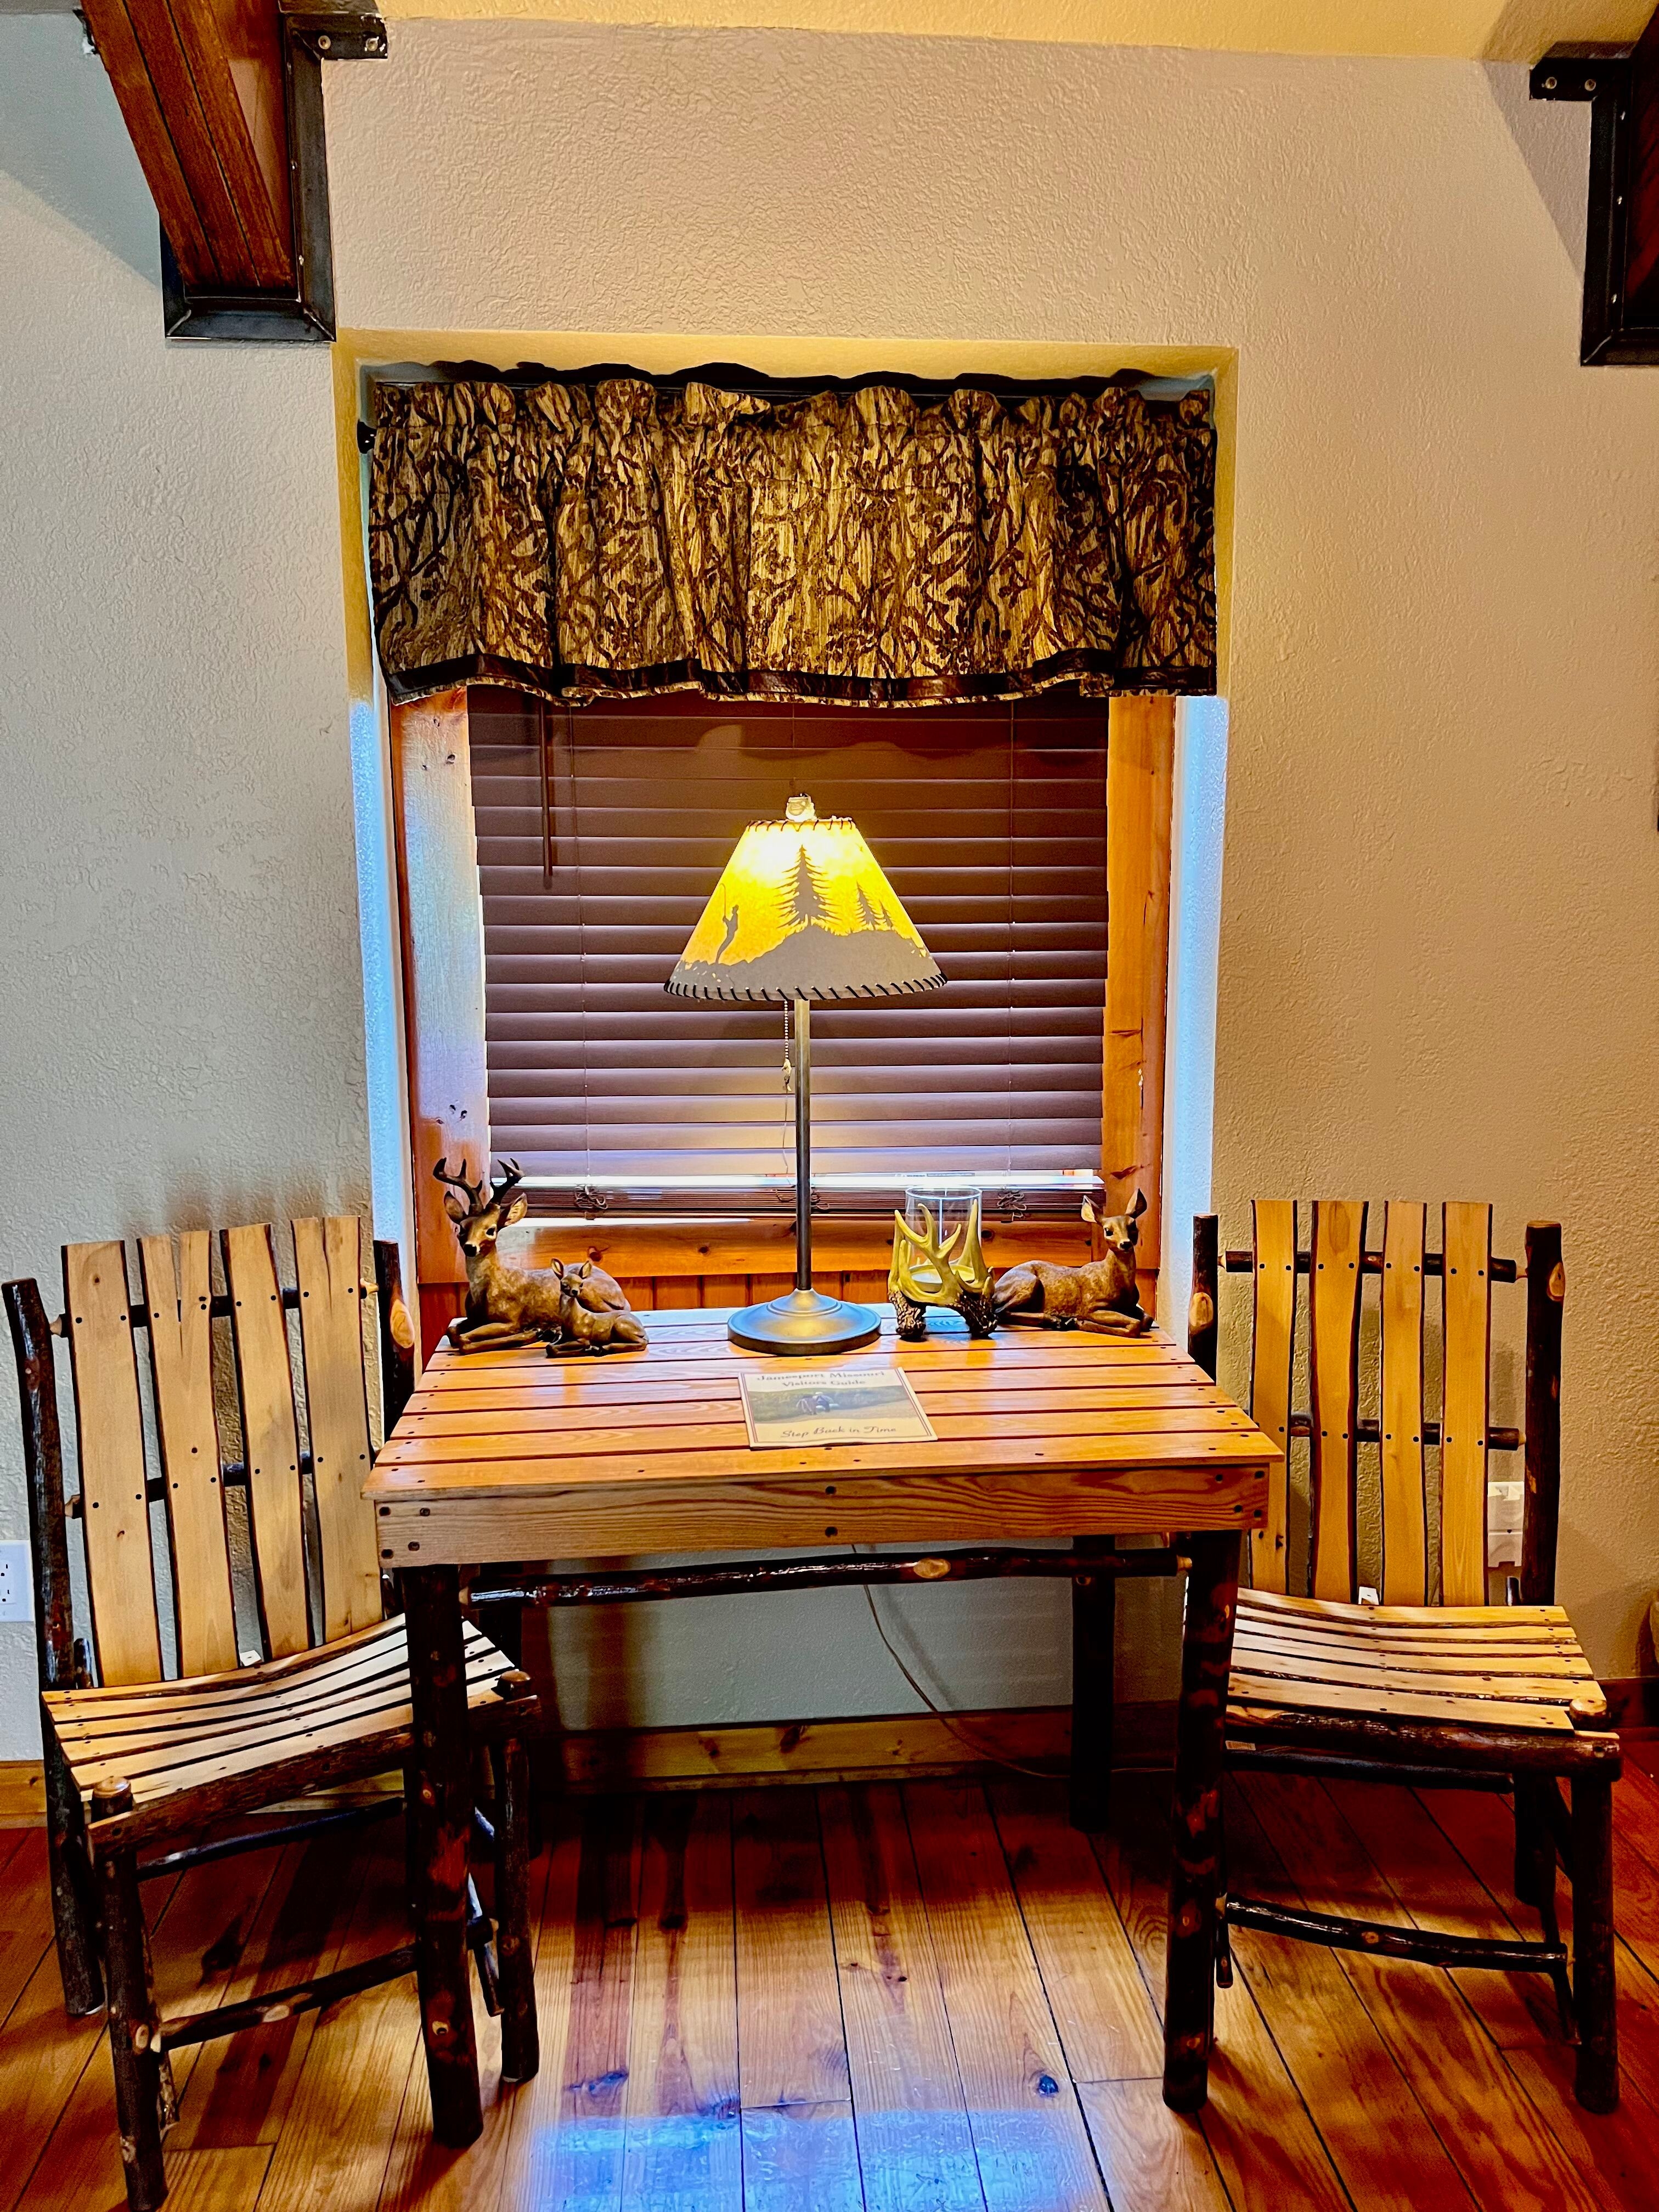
top-left (740, 2102), bottom-right (865, 2212)
top-left (621, 1792), bottom-right (742, 2212)
top-left (733, 1788), bottom-right (849, 2112)
top-left (732, 1788), bottom-right (858, 2209)
top-left (540, 1795), bottom-right (643, 2212)
top-left (904, 1782), bottom-right (1107, 2212)
top-left (161, 2145), bottom-right (274, 2209)
top-left (986, 1779), bottom-right (1163, 2085)
top-left (1242, 1774), bottom-right (1596, 2212)
top-left (252, 1835), bottom-right (420, 2212)
top-left (1223, 1783), bottom-right (1476, 2211)
top-left (14, 2023), bottom-right (131, 2212)
top-left (1076, 2078), bottom-right (1232, 2211)
top-left (820, 1781), bottom-right (984, 2212)
top-left (1093, 1773), bottom-right (1349, 2212)
top-left (1504, 2040), bottom-right (1659, 2208)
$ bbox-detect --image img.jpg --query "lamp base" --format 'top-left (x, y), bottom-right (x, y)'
top-left (726, 1288), bottom-right (882, 1356)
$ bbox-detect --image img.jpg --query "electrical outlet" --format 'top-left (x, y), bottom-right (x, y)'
top-left (0, 1543), bottom-right (32, 1622)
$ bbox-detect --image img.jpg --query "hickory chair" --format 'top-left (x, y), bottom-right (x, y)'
top-left (1188, 1201), bottom-right (1618, 2112)
top-left (4, 1218), bottom-right (542, 2212)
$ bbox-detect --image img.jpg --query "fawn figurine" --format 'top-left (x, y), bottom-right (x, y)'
top-left (434, 1159), bottom-right (645, 1353)
top-left (992, 1192), bottom-right (1151, 1335)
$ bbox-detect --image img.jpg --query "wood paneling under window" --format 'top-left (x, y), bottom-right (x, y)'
top-left (469, 689), bottom-right (1110, 1183)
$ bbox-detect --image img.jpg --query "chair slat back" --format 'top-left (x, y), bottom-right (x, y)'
top-left (1202, 1197), bottom-right (1545, 1609)
top-left (1441, 1201), bottom-right (1494, 1606)
top-left (1379, 1201), bottom-right (1427, 1604)
top-left (138, 1232), bottom-right (239, 1677)
top-left (63, 1243), bottom-right (163, 1685)
top-left (1308, 1200), bottom-right (1367, 1601)
top-left (221, 1224), bottom-right (311, 1658)
top-left (1248, 1200), bottom-right (1297, 1592)
top-left (292, 1216), bottom-right (381, 1642)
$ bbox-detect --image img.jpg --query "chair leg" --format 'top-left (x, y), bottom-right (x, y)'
top-left (101, 1845), bottom-right (173, 2212)
top-left (1570, 1772), bottom-right (1619, 2113)
top-left (492, 1737), bottom-right (540, 2083)
top-left (1069, 1537), bottom-right (1115, 1832)
top-left (45, 1736), bottom-right (103, 2016)
top-left (1514, 1775), bottom-right (1556, 1909)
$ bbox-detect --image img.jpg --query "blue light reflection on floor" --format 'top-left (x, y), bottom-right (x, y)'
top-left (516, 2104), bottom-right (1085, 2211)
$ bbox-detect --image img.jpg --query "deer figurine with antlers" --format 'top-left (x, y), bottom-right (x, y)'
top-left (888, 1194), bottom-right (997, 1340)
top-left (433, 1159), bottom-right (647, 1355)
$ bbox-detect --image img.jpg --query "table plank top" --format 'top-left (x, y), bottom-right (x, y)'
top-left (366, 1310), bottom-right (1279, 1562)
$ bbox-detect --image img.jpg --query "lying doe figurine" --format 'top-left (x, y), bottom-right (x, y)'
top-left (435, 1159), bottom-right (646, 1354)
top-left (992, 1191), bottom-right (1151, 1336)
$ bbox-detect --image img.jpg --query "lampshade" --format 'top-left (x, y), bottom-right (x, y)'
top-left (667, 795), bottom-right (943, 1002)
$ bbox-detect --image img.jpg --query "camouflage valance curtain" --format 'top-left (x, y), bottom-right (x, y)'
top-left (366, 374), bottom-right (1218, 707)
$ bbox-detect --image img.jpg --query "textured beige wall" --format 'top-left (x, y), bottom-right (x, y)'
top-left (2, 14), bottom-right (1657, 1753)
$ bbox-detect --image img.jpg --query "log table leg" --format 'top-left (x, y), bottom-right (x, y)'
top-left (1163, 1530), bottom-right (1240, 2113)
top-left (403, 1565), bottom-right (483, 2147)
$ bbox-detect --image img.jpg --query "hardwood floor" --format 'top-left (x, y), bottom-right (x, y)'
top-left (8, 1751), bottom-right (1659, 2209)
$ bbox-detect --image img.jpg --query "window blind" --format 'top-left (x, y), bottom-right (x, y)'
top-left (468, 689), bottom-right (1109, 1184)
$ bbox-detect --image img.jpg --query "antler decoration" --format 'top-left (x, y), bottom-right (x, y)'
top-left (433, 1156), bottom-right (485, 1209)
top-left (888, 1197), bottom-right (996, 1340)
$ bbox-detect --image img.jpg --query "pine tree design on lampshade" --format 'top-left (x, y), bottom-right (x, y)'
top-left (667, 797), bottom-right (943, 1004)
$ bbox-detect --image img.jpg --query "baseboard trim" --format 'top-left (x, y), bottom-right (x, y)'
top-left (0, 1762), bottom-right (44, 1828)
top-left (552, 1701), bottom-right (1178, 1792)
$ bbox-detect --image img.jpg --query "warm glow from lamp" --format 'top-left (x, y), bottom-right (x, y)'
top-left (668, 795), bottom-right (941, 1353)
top-left (668, 794), bottom-right (943, 1002)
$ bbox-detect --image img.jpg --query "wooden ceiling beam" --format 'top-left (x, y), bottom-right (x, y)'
top-left (80, 0), bottom-right (386, 341)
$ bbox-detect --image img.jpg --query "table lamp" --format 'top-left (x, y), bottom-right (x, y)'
top-left (668, 794), bottom-right (944, 1353)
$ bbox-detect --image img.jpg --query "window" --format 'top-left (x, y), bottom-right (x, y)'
top-left (466, 688), bottom-right (1110, 1193)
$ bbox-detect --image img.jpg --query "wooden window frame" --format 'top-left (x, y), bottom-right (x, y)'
top-left (388, 688), bottom-right (1176, 1351)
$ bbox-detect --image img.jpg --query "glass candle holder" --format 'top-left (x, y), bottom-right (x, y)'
top-left (901, 1181), bottom-right (984, 1296)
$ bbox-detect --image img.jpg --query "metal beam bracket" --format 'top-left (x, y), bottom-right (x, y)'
top-left (1531, 39), bottom-right (1659, 364)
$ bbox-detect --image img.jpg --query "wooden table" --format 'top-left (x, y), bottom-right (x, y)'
top-left (368, 1306), bottom-right (1278, 2141)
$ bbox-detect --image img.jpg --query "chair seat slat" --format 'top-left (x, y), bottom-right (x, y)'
top-left (64, 1244), bottom-right (162, 1686)
top-left (1238, 1587), bottom-right (1571, 1628)
top-left (139, 1233), bottom-right (239, 1678)
top-left (1234, 1632), bottom-right (1594, 1678)
top-left (1228, 1673), bottom-right (1576, 1732)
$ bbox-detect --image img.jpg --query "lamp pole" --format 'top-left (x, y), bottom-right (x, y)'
top-left (793, 991), bottom-right (813, 1293)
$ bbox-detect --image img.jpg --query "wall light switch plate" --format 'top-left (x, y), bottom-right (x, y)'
top-left (0, 1543), bottom-right (33, 1622)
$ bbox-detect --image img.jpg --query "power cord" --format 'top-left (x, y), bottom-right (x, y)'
top-left (854, 1548), bottom-right (1066, 1782)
